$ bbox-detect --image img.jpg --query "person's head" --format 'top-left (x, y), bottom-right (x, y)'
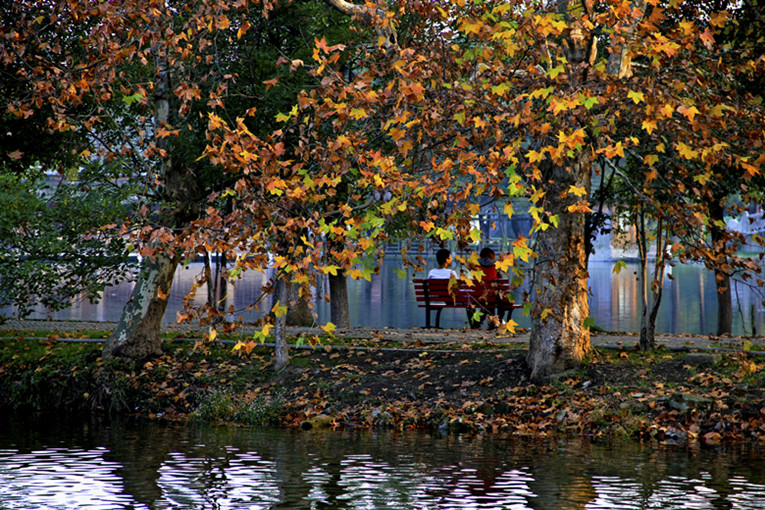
top-left (435, 248), bottom-right (452, 268)
top-left (479, 247), bottom-right (496, 260)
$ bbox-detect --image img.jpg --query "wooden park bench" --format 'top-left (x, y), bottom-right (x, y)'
top-left (413, 278), bottom-right (522, 328)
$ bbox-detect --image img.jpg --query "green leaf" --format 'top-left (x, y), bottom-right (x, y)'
top-left (612, 260), bottom-right (628, 274)
top-left (122, 93), bottom-right (144, 105)
top-left (581, 95), bottom-right (599, 109)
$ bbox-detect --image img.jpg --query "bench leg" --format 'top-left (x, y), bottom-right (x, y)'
top-left (425, 306), bottom-right (432, 328)
top-left (435, 309), bottom-right (443, 329)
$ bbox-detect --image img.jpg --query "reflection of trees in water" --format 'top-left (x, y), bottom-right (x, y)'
top-left (72, 423), bottom-right (765, 509)
top-left (3, 416), bottom-right (765, 508)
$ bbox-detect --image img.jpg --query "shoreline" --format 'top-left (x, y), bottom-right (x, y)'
top-left (1, 326), bottom-right (764, 444)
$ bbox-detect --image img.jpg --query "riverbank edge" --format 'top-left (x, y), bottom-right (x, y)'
top-left (2, 328), bottom-right (765, 445)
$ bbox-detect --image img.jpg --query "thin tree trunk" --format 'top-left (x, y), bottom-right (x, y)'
top-left (273, 276), bottom-right (290, 370)
top-left (527, 157), bottom-right (592, 381)
top-left (205, 251), bottom-right (227, 314)
top-left (637, 208), bottom-right (652, 349)
top-left (103, 253), bottom-right (176, 359)
top-left (709, 197), bottom-right (732, 335)
top-left (641, 219), bottom-right (667, 350)
top-left (328, 270), bottom-right (350, 329)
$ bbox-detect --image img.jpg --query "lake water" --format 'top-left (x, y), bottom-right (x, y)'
top-left (4, 258), bottom-right (765, 336)
top-left (0, 414), bottom-right (764, 509)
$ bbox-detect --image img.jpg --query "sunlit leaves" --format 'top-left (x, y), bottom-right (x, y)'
top-left (628, 90), bottom-right (644, 104)
top-left (676, 142), bottom-right (699, 160)
top-left (641, 120), bottom-right (657, 134)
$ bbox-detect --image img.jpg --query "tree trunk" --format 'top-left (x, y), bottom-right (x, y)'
top-left (286, 281), bottom-right (314, 327)
top-left (637, 208), bottom-right (653, 350)
top-left (102, 253), bottom-right (177, 359)
top-left (716, 273), bottom-right (733, 336)
top-left (527, 158), bottom-right (592, 381)
top-left (642, 220), bottom-right (668, 350)
top-left (273, 277), bottom-right (290, 370)
top-left (104, 40), bottom-right (183, 360)
top-left (709, 197), bottom-right (732, 335)
top-left (204, 251), bottom-right (228, 314)
top-left (328, 270), bottom-right (350, 329)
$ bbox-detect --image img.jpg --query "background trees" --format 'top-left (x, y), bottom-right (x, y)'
top-left (2, 0), bottom-right (354, 362)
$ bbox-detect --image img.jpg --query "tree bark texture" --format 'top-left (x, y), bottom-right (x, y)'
top-left (204, 251), bottom-right (228, 314)
top-left (286, 281), bottom-right (314, 327)
top-left (527, 158), bottom-right (592, 380)
top-left (273, 277), bottom-right (290, 370)
top-left (641, 251), bottom-right (666, 351)
top-left (328, 270), bottom-right (350, 329)
top-left (102, 253), bottom-right (177, 359)
top-left (709, 198), bottom-right (733, 335)
top-left (716, 273), bottom-right (733, 336)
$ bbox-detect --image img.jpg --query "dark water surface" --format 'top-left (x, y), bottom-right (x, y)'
top-left (1, 414), bottom-right (765, 509)
top-left (4, 259), bottom-right (765, 336)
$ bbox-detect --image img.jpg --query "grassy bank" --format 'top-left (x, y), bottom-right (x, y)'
top-left (1, 334), bottom-right (764, 443)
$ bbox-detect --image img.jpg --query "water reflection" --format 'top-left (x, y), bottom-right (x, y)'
top-left (0, 415), bottom-right (764, 509)
top-left (3, 258), bottom-right (765, 335)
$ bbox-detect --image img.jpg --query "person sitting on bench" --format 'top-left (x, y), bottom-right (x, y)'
top-left (468, 247), bottom-right (508, 329)
top-left (428, 248), bottom-right (457, 279)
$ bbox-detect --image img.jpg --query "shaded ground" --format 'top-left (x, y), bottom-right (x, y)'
top-left (2, 319), bottom-right (765, 444)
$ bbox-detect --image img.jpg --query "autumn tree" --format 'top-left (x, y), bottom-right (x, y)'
top-left (204, 0), bottom-right (763, 379)
top-left (2, 0), bottom-right (355, 363)
top-left (604, 0), bottom-right (765, 343)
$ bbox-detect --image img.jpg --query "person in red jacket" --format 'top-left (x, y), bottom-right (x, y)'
top-left (468, 247), bottom-right (505, 329)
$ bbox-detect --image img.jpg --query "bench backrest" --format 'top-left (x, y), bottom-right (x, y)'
top-left (413, 278), bottom-right (511, 305)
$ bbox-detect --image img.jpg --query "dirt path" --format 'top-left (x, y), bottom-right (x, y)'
top-left (3, 318), bottom-right (764, 353)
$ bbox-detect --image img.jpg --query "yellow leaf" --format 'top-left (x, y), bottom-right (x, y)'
top-left (530, 187), bottom-right (545, 203)
top-left (526, 149), bottom-right (545, 163)
top-left (350, 108), bottom-right (368, 120)
top-left (679, 105), bottom-right (700, 122)
top-left (271, 301), bottom-right (288, 318)
top-left (496, 255), bottom-right (514, 272)
top-left (322, 265), bottom-right (341, 276)
top-left (208, 327), bottom-right (217, 342)
top-left (677, 142), bottom-right (699, 160)
top-left (641, 120), bottom-right (657, 134)
top-left (548, 65), bottom-right (565, 79)
top-left (628, 90), bottom-right (645, 104)
top-left (568, 185), bottom-right (587, 197)
top-left (321, 322), bottom-right (337, 336)
top-left (491, 83), bottom-right (510, 96)
top-left (694, 172), bottom-right (711, 185)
